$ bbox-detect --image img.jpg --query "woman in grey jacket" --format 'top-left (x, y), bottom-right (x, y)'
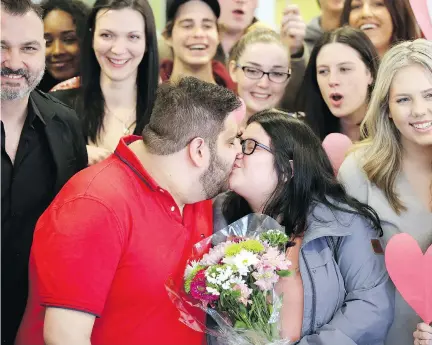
top-left (212, 109), bottom-right (394, 344)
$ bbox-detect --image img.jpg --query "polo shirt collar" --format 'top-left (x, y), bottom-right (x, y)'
top-left (114, 135), bottom-right (159, 192)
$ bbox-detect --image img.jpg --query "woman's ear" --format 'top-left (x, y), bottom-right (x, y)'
top-left (366, 68), bottom-right (374, 86)
top-left (229, 60), bottom-right (238, 83)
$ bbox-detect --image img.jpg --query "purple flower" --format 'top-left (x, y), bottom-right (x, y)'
top-left (190, 270), bottom-right (220, 303)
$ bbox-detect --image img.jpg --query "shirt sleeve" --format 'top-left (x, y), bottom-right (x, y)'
top-left (31, 196), bottom-right (124, 316)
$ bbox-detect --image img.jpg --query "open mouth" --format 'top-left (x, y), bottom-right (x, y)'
top-left (360, 23), bottom-right (379, 31)
top-left (107, 57), bottom-right (130, 66)
top-left (233, 9), bottom-right (245, 15)
top-left (329, 93), bottom-right (344, 107)
top-left (410, 121), bottom-right (432, 130)
top-left (188, 44), bottom-right (208, 51)
top-left (251, 92), bottom-right (271, 100)
top-left (330, 93), bottom-right (343, 101)
top-left (2, 74), bottom-right (24, 79)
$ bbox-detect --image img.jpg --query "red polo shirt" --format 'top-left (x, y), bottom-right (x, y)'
top-left (16, 136), bottom-right (212, 345)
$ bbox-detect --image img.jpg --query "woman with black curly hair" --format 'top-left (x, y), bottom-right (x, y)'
top-left (38, 0), bottom-right (89, 92)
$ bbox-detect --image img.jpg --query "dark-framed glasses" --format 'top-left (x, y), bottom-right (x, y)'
top-left (241, 138), bottom-right (272, 155)
top-left (236, 64), bottom-right (291, 83)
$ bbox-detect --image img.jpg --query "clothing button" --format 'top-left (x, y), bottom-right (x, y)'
top-left (170, 206), bottom-right (175, 212)
top-left (312, 268), bottom-right (317, 274)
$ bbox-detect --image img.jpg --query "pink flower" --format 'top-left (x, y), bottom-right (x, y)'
top-left (233, 283), bottom-right (252, 305)
top-left (258, 247), bottom-right (292, 271)
top-left (190, 270), bottom-right (220, 303)
top-left (252, 267), bottom-right (280, 291)
top-left (200, 242), bottom-right (231, 266)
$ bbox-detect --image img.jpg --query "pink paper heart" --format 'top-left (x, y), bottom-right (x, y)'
top-left (409, 0), bottom-right (432, 40)
top-left (385, 233), bottom-right (432, 323)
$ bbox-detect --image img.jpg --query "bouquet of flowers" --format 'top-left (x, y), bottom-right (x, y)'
top-left (166, 214), bottom-right (293, 345)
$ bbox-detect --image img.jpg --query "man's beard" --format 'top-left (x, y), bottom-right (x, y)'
top-left (200, 150), bottom-right (233, 200)
top-left (1, 67), bottom-right (45, 101)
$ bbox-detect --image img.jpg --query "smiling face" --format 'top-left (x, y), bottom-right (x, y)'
top-left (229, 121), bottom-right (278, 208)
top-left (44, 9), bottom-right (80, 81)
top-left (168, 0), bottom-right (219, 67)
top-left (229, 42), bottom-right (290, 118)
top-left (389, 64), bottom-right (432, 149)
top-left (218, 0), bottom-right (258, 34)
top-left (348, 0), bottom-right (393, 56)
top-left (316, 42), bottom-right (373, 120)
top-left (93, 7), bottom-right (146, 83)
top-left (1, 8), bottom-right (45, 101)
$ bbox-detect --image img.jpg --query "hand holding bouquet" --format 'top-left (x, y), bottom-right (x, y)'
top-left (167, 214), bottom-right (294, 345)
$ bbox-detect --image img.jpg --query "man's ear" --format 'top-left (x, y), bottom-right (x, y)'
top-left (188, 137), bottom-right (209, 168)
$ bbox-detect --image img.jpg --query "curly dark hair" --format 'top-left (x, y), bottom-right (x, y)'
top-left (41, 0), bottom-right (90, 44)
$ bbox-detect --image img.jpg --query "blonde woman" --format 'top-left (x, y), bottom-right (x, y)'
top-left (338, 39), bottom-right (432, 345)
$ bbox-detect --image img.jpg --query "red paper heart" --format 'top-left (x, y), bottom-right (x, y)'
top-left (385, 233), bottom-right (432, 323)
top-left (409, 0), bottom-right (432, 40)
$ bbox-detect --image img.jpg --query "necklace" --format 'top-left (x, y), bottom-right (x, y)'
top-left (106, 106), bottom-right (137, 135)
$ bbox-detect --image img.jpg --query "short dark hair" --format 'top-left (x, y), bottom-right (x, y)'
top-left (223, 109), bottom-right (382, 238)
top-left (41, 0), bottom-right (90, 44)
top-left (78, 0), bottom-right (159, 143)
top-left (340, 0), bottom-right (419, 45)
top-left (142, 77), bottom-right (242, 155)
top-left (297, 26), bottom-right (379, 140)
top-left (1, 0), bottom-right (43, 18)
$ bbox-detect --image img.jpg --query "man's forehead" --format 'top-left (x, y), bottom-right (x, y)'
top-left (221, 99), bottom-right (246, 137)
top-left (1, 10), bottom-right (44, 37)
top-left (228, 97), bottom-right (246, 125)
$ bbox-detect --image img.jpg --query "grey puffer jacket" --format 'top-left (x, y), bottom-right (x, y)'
top-left (212, 195), bottom-right (395, 345)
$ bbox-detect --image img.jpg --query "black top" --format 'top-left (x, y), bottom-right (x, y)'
top-left (37, 72), bottom-right (60, 93)
top-left (1, 90), bottom-right (88, 345)
top-left (50, 88), bottom-right (145, 137)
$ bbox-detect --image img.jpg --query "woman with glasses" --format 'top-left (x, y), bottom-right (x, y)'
top-left (228, 29), bottom-right (292, 122)
top-left (298, 26), bottom-right (379, 141)
top-left (212, 109), bottom-right (394, 344)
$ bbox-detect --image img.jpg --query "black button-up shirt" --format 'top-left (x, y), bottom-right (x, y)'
top-left (1, 100), bottom-right (56, 344)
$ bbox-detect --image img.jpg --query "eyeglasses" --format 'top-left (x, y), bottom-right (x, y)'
top-left (241, 138), bottom-right (272, 155)
top-left (236, 64), bottom-right (291, 83)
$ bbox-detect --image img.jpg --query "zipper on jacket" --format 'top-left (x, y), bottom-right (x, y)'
top-left (302, 249), bottom-right (317, 334)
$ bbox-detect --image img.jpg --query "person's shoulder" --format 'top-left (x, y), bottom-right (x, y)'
top-left (32, 90), bottom-right (82, 129)
top-left (49, 87), bottom-right (80, 109)
top-left (338, 148), bottom-right (368, 182)
top-left (54, 158), bottom-right (129, 205)
top-left (32, 89), bottom-right (78, 115)
top-left (308, 200), bottom-right (375, 238)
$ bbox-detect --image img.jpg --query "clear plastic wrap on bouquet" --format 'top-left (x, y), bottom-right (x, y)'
top-left (166, 214), bottom-right (293, 345)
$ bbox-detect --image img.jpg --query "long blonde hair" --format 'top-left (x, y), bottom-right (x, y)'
top-left (355, 39), bottom-right (432, 214)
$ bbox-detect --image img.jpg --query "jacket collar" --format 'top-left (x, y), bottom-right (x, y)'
top-left (29, 90), bottom-right (56, 123)
top-left (30, 90), bottom-right (73, 192)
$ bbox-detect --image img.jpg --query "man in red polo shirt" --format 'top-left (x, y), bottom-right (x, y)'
top-left (16, 77), bottom-right (245, 345)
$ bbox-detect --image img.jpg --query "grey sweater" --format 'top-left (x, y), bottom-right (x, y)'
top-left (338, 152), bottom-right (432, 345)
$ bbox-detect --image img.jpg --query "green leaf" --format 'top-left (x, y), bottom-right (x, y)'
top-left (277, 269), bottom-right (292, 277)
top-left (234, 320), bottom-right (248, 329)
